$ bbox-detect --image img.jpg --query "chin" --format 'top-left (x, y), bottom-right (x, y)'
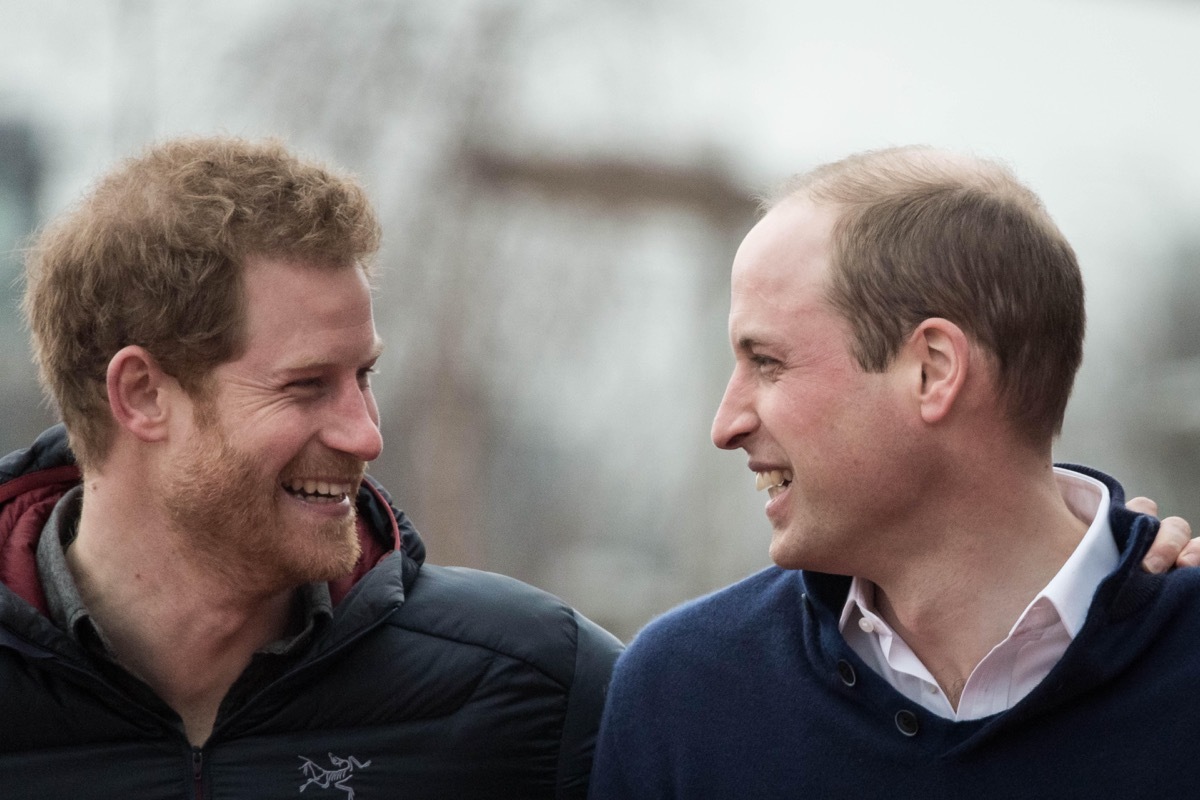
top-left (768, 522), bottom-right (833, 572)
top-left (768, 538), bottom-right (806, 571)
top-left (290, 522), bottom-right (362, 583)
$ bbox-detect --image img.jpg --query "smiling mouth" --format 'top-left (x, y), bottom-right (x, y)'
top-left (755, 469), bottom-right (793, 499)
top-left (282, 478), bottom-right (355, 504)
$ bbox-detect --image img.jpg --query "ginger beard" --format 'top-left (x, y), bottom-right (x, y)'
top-left (164, 409), bottom-right (365, 592)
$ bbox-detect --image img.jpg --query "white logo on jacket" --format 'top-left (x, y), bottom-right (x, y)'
top-left (298, 753), bottom-right (372, 799)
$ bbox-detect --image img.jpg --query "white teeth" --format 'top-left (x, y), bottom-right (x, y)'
top-left (754, 469), bottom-right (793, 492)
top-left (283, 479), bottom-right (353, 500)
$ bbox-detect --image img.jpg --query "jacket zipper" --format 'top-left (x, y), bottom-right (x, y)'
top-left (192, 747), bottom-right (204, 800)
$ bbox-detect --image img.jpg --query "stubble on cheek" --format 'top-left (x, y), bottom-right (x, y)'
top-left (164, 428), bottom-right (365, 589)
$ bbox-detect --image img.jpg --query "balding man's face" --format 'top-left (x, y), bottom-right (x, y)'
top-left (711, 197), bottom-right (916, 574)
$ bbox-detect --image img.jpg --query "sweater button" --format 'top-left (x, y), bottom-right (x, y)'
top-left (895, 709), bottom-right (919, 737)
top-left (836, 660), bottom-right (856, 687)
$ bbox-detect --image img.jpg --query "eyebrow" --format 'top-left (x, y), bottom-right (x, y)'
top-left (278, 337), bottom-right (385, 375)
top-left (736, 336), bottom-right (767, 353)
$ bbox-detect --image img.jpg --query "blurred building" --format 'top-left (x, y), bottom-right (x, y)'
top-left (1, 0), bottom-right (1198, 640)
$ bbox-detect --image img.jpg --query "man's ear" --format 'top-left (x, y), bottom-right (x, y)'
top-left (905, 318), bottom-right (971, 425)
top-left (106, 345), bottom-right (176, 443)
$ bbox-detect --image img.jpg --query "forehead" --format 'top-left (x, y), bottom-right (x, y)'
top-left (729, 196), bottom-right (841, 327)
top-left (237, 256), bottom-right (378, 363)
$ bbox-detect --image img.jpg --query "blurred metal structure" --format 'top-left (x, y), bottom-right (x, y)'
top-left (1, 0), bottom-right (1198, 640)
top-left (0, 120), bottom-right (56, 448)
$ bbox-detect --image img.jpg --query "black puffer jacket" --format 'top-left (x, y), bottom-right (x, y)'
top-left (0, 426), bottom-right (622, 799)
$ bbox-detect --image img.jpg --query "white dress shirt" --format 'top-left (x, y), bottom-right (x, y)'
top-left (838, 468), bottom-right (1116, 720)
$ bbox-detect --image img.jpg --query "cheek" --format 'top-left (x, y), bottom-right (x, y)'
top-left (252, 425), bottom-right (316, 468)
top-left (771, 382), bottom-right (840, 440)
top-left (855, 397), bottom-right (915, 475)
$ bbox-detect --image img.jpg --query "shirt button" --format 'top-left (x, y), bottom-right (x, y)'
top-left (837, 660), bottom-right (857, 687)
top-left (858, 618), bottom-right (875, 634)
top-left (895, 709), bottom-right (920, 737)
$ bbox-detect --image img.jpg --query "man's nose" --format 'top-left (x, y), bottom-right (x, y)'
top-left (711, 370), bottom-right (757, 450)
top-left (325, 384), bottom-right (383, 462)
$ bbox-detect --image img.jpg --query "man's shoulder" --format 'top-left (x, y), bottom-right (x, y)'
top-left (0, 426), bottom-right (75, 481)
top-left (622, 566), bottom-right (803, 660)
top-left (395, 563), bottom-right (622, 686)
top-left (652, 564), bottom-right (801, 627)
top-left (0, 426), bottom-right (78, 507)
top-left (600, 566), bottom-right (813, 739)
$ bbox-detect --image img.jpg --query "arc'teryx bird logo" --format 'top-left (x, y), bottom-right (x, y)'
top-left (298, 753), bottom-right (372, 800)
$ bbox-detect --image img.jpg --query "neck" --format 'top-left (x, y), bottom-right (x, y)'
top-left (70, 474), bottom-right (297, 746)
top-left (865, 459), bottom-right (1088, 707)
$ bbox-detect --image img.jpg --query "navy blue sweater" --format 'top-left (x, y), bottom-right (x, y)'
top-left (591, 469), bottom-right (1199, 799)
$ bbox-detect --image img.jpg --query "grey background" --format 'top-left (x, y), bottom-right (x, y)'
top-left (1, 0), bottom-right (1197, 640)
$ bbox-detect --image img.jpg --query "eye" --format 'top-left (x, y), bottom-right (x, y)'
top-left (357, 366), bottom-right (377, 390)
top-left (746, 353), bottom-right (786, 381)
top-left (750, 353), bottom-right (779, 370)
top-left (285, 377), bottom-right (325, 391)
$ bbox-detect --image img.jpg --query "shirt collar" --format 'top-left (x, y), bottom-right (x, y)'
top-left (35, 486), bottom-right (333, 658)
top-left (1038, 467), bottom-right (1115, 636)
top-left (35, 485), bottom-right (103, 650)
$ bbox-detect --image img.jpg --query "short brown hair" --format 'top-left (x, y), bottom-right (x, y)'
top-left (775, 146), bottom-right (1084, 444)
top-left (23, 136), bottom-right (381, 470)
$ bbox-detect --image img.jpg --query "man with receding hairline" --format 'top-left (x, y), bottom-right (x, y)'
top-left (0, 135), bottom-right (621, 799)
top-left (590, 146), bottom-right (1200, 799)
